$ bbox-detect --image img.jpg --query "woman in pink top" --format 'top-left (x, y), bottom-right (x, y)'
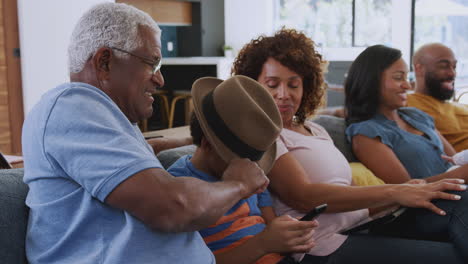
top-left (232, 29), bottom-right (468, 263)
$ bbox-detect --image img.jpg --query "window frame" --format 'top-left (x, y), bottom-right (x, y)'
top-left (274, 0), bottom-right (413, 62)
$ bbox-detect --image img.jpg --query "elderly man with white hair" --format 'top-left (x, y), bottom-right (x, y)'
top-left (21, 3), bottom-right (269, 264)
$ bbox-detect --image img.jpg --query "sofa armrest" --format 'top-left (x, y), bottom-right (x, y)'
top-left (0, 168), bottom-right (29, 264)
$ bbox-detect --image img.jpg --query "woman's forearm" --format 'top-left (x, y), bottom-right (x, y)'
top-left (274, 182), bottom-right (401, 213)
top-left (425, 164), bottom-right (468, 183)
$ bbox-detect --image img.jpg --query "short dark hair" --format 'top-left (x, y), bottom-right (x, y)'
top-left (232, 28), bottom-right (325, 123)
top-left (344, 45), bottom-right (402, 125)
top-left (190, 112), bottom-right (204, 146)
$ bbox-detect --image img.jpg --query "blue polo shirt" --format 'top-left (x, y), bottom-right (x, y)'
top-left (22, 82), bottom-right (214, 264)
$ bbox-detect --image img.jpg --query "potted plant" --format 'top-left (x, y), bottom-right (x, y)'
top-left (223, 44), bottom-right (233, 57)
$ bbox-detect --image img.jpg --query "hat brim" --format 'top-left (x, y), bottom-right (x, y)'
top-left (192, 77), bottom-right (277, 173)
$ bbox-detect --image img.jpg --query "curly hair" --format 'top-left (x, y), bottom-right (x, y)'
top-left (232, 28), bottom-right (326, 124)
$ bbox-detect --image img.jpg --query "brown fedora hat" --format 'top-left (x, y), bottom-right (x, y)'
top-left (192, 75), bottom-right (282, 173)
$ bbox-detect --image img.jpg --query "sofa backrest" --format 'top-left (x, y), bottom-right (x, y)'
top-left (157, 145), bottom-right (196, 169)
top-left (0, 168), bottom-right (29, 264)
top-left (312, 115), bottom-right (357, 162)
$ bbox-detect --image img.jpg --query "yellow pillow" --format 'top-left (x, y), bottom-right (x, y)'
top-left (350, 162), bottom-right (384, 186)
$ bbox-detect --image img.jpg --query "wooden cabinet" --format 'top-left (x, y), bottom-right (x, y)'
top-left (0, 0), bottom-right (23, 155)
top-left (117, 0), bottom-right (193, 25)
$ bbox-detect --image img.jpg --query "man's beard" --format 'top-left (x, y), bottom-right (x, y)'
top-left (425, 72), bottom-right (455, 101)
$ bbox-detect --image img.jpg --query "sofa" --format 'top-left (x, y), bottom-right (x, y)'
top-left (0, 168), bottom-right (28, 264)
top-left (0, 115), bottom-right (378, 263)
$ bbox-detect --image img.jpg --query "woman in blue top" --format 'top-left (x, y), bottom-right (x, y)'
top-left (345, 45), bottom-right (468, 183)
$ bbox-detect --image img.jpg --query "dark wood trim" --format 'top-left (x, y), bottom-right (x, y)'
top-left (3, 0), bottom-right (24, 155)
top-left (351, 0), bottom-right (356, 47)
top-left (410, 0), bottom-right (416, 70)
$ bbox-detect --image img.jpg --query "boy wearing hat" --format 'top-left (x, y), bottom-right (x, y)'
top-left (168, 75), bottom-right (317, 264)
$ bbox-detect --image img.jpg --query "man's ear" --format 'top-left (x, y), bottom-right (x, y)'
top-left (93, 47), bottom-right (112, 80)
top-left (200, 137), bottom-right (213, 151)
top-left (414, 63), bottom-right (424, 78)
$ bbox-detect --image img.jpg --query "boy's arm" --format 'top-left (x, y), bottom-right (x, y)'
top-left (257, 188), bottom-right (275, 224)
top-left (213, 215), bottom-right (317, 264)
top-left (260, 206), bottom-right (276, 225)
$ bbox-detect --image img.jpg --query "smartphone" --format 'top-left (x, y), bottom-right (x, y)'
top-left (299, 204), bottom-right (327, 221)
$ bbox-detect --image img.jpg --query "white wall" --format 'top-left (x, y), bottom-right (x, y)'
top-left (224, 0), bottom-right (274, 56)
top-left (391, 0), bottom-right (412, 65)
top-left (18, 0), bottom-right (114, 115)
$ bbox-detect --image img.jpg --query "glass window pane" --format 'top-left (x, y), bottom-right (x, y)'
top-left (354, 0), bottom-right (392, 46)
top-left (414, 0), bottom-right (468, 94)
top-left (275, 0), bottom-right (353, 48)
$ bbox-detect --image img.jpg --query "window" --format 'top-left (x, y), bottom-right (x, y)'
top-left (274, 0), bottom-right (468, 102)
top-left (275, 0), bottom-right (392, 48)
top-left (354, 0), bottom-right (392, 46)
top-left (276, 0), bottom-right (352, 48)
top-left (414, 0), bottom-right (468, 93)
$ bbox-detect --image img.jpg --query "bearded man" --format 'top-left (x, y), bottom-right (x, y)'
top-left (408, 43), bottom-right (468, 152)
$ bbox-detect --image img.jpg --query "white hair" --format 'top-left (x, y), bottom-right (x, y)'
top-left (68, 2), bottom-right (161, 73)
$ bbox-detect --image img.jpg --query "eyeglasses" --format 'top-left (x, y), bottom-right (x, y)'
top-left (111, 47), bottom-right (162, 74)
